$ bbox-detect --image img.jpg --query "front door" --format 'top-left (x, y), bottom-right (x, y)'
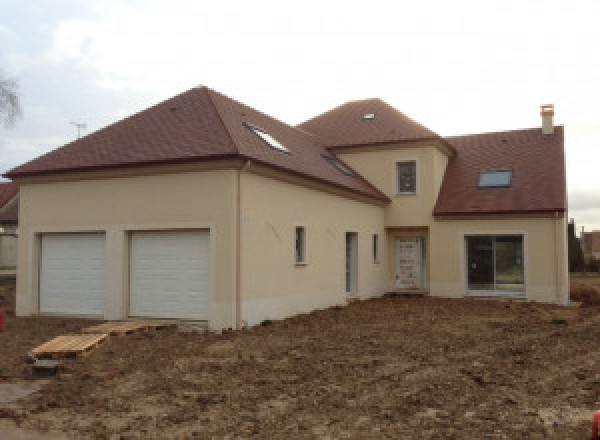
top-left (395, 237), bottom-right (423, 289)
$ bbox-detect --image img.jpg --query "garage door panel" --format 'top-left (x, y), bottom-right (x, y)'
top-left (40, 234), bottom-right (105, 316)
top-left (129, 230), bottom-right (210, 320)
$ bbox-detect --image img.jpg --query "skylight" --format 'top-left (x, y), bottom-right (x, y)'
top-left (322, 154), bottom-right (355, 177)
top-left (363, 113), bottom-right (375, 120)
top-left (244, 122), bottom-right (290, 154)
top-left (478, 170), bottom-right (513, 188)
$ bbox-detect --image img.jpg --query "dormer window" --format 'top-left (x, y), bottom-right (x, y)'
top-left (243, 122), bottom-right (290, 154)
top-left (478, 170), bottom-right (512, 188)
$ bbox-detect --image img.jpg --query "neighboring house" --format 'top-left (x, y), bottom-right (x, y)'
top-left (4, 88), bottom-right (568, 329)
top-left (0, 182), bottom-right (18, 268)
top-left (582, 231), bottom-right (600, 260)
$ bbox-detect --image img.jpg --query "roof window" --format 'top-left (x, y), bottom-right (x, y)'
top-left (363, 113), bottom-right (375, 120)
top-left (244, 122), bottom-right (290, 154)
top-left (478, 170), bottom-right (512, 188)
top-left (322, 154), bottom-right (355, 177)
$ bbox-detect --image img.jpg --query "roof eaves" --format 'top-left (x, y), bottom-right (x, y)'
top-left (327, 136), bottom-right (456, 156)
top-left (3, 153), bottom-right (242, 180)
top-left (244, 155), bottom-right (390, 205)
top-left (433, 207), bottom-right (566, 217)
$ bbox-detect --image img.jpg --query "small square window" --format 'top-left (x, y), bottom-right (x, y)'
top-left (295, 226), bottom-right (306, 264)
top-left (478, 170), bottom-right (512, 188)
top-left (373, 234), bottom-right (379, 262)
top-left (397, 161), bottom-right (416, 194)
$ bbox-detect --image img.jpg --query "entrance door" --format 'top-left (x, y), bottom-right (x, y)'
top-left (345, 232), bottom-right (357, 293)
top-left (395, 237), bottom-right (423, 289)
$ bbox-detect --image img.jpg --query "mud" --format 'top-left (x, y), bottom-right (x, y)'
top-left (0, 283), bottom-right (599, 439)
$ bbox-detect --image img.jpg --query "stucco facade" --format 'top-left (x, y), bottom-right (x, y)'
top-left (337, 141), bottom-right (569, 305)
top-left (16, 165), bottom-right (239, 329)
top-left (239, 170), bottom-right (386, 326)
top-left (6, 87), bottom-right (568, 329)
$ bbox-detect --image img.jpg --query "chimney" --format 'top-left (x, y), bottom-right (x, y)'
top-left (540, 104), bottom-right (554, 135)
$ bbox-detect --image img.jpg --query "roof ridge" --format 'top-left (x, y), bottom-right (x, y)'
top-left (445, 125), bottom-right (564, 140)
top-left (202, 87), bottom-right (240, 155)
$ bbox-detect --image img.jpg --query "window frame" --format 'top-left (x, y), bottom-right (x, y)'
top-left (243, 122), bottom-right (291, 154)
top-left (294, 226), bottom-right (307, 265)
top-left (465, 234), bottom-right (525, 296)
top-left (478, 169), bottom-right (513, 188)
top-left (396, 160), bottom-right (417, 195)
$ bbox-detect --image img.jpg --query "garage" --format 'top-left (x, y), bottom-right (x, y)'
top-left (129, 230), bottom-right (210, 320)
top-left (39, 233), bottom-right (106, 316)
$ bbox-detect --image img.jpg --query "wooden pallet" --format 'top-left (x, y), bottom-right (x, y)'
top-left (81, 320), bottom-right (177, 336)
top-left (30, 333), bottom-right (108, 359)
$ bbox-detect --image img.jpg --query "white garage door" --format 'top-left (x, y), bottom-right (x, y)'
top-left (40, 233), bottom-right (105, 316)
top-left (129, 230), bottom-right (210, 320)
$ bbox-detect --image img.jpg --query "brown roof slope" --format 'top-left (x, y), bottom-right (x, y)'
top-left (5, 88), bottom-right (238, 177)
top-left (298, 98), bottom-right (441, 148)
top-left (206, 89), bottom-right (388, 202)
top-left (0, 182), bottom-right (18, 223)
top-left (0, 197), bottom-right (18, 223)
top-left (434, 126), bottom-right (565, 216)
top-left (5, 88), bottom-right (388, 203)
top-left (0, 182), bottom-right (18, 208)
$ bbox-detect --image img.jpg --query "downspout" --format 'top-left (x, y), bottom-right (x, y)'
top-left (236, 160), bottom-right (251, 329)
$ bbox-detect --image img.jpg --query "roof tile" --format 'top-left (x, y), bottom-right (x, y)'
top-left (298, 98), bottom-right (441, 147)
top-left (434, 127), bottom-right (565, 215)
top-left (5, 88), bottom-right (388, 203)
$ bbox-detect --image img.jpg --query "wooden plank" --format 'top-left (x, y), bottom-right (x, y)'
top-left (30, 334), bottom-right (108, 359)
top-left (81, 320), bottom-right (176, 336)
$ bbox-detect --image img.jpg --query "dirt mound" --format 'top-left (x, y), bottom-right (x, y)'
top-left (570, 283), bottom-right (600, 307)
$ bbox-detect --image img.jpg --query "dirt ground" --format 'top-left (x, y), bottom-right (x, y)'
top-left (1, 279), bottom-right (599, 439)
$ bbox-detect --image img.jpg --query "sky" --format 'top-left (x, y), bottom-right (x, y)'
top-left (0, 0), bottom-right (599, 233)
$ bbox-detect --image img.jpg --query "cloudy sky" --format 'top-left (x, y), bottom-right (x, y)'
top-left (1, 0), bottom-right (599, 232)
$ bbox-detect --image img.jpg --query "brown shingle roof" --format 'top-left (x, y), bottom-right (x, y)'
top-left (0, 182), bottom-right (18, 209)
top-left (0, 182), bottom-right (18, 223)
top-left (4, 88), bottom-right (388, 203)
top-left (0, 197), bottom-right (18, 223)
top-left (298, 98), bottom-right (443, 148)
top-left (434, 126), bottom-right (565, 216)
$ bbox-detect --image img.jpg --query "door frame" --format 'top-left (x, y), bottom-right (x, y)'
top-left (394, 236), bottom-right (426, 289)
top-left (345, 231), bottom-right (358, 294)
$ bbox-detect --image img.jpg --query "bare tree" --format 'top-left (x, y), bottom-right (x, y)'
top-left (0, 70), bottom-right (22, 127)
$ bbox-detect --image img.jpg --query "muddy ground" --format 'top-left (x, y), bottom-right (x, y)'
top-left (1, 279), bottom-right (599, 439)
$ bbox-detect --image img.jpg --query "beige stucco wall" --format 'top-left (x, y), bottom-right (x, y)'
top-left (430, 216), bottom-right (569, 304)
top-left (337, 143), bottom-right (448, 227)
top-left (239, 171), bottom-right (387, 326)
top-left (337, 143), bottom-right (568, 304)
top-left (15, 169), bottom-right (238, 328)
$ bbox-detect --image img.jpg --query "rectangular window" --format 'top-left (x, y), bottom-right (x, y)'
top-left (295, 226), bottom-right (306, 264)
top-left (373, 234), bottom-right (379, 262)
top-left (478, 170), bottom-right (512, 188)
top-left (397, 161), bottom-right (416, 194)
top-left (466, 235), bottom-right (524, 294)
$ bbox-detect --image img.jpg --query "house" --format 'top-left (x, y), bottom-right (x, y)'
top-left (4, 88), bottom-right (568, 329)
top-left (0, 182), bottom-right (18, 268)
top-left (582, 231), bottom-right (600, 260)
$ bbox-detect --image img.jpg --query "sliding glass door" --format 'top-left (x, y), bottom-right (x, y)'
top-left (466, 235), bottom-right (524, 294)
